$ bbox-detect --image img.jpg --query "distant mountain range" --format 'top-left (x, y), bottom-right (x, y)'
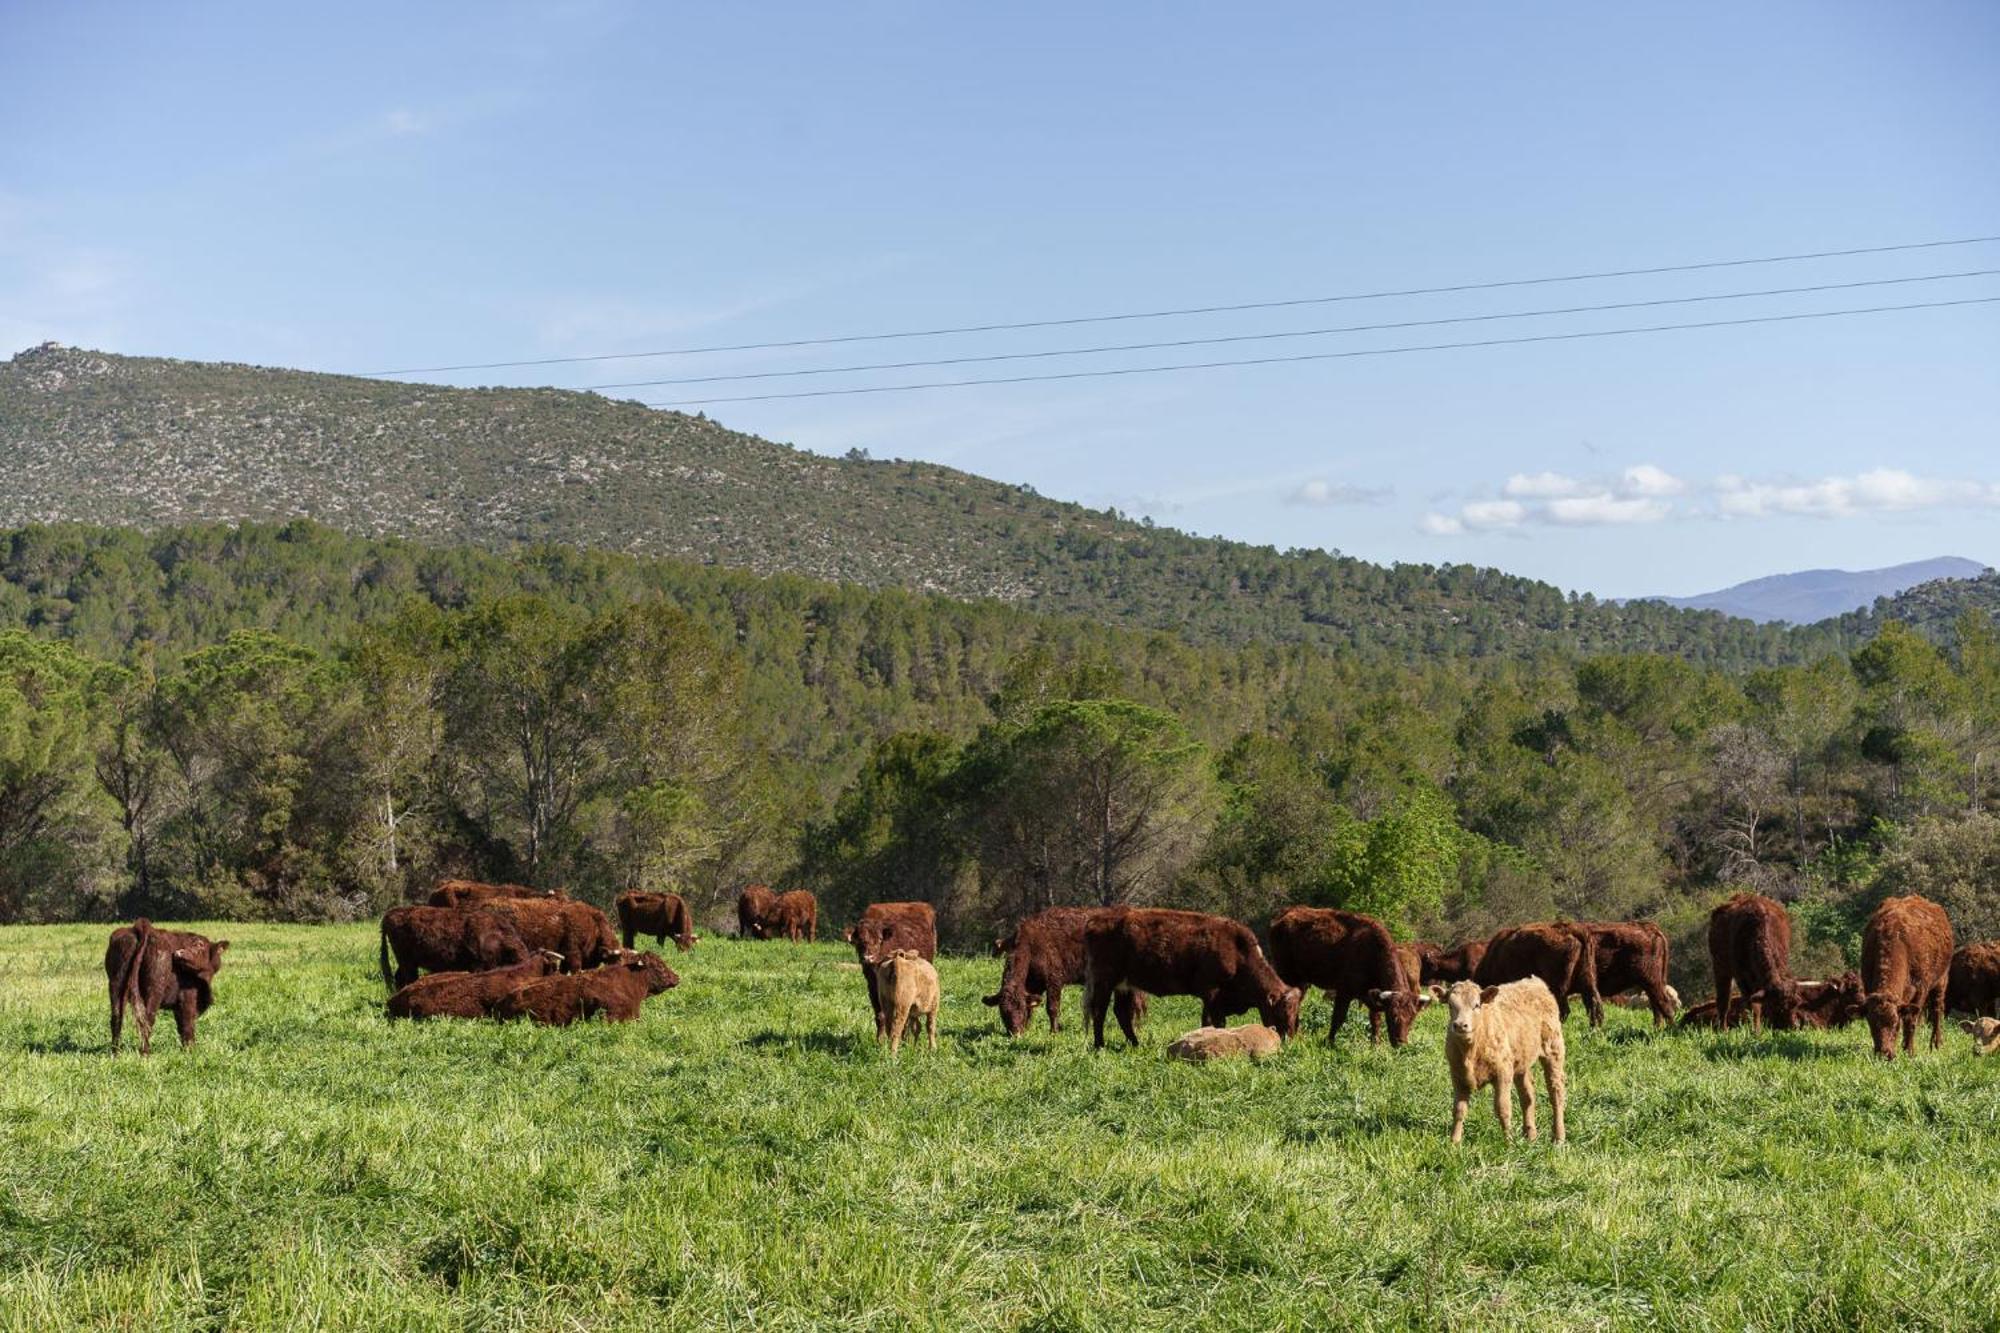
top-left (1644, 557), bottom-right (1991, 624)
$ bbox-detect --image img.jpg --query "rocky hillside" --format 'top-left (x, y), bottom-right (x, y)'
top-left (0, 342), bottom-right (1916, 666)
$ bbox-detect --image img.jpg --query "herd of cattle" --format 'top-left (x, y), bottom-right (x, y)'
top-left (99, 881), bottom-right (2000, 1140)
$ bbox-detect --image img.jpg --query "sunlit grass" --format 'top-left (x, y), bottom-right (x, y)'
top-left (2, 923), bottom-right (1997, 1330)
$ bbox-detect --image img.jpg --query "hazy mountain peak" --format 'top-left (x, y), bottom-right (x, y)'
top-left (1647, 557), bottom-right (1991, 624)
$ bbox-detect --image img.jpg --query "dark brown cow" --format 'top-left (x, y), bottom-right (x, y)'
top-left (1081, 907), bottom-right (1301, 1049)
top-left (379, 906), bottom-right (529, 990)
top-left (1861, 894), bottom-right (1953, 1060)
top-left (616, 891), bottom-right (698, 952)
top-left (1416, 939), bottom-right (1487, 986)
top-left (386, 951), bottom-right (565, 1020)
top-left (476, 899), bottom-right (622, 974)
top-left (1579, 921), bottom-right (1674, 1027)
top-left (983, 906), bottom-right (1146, 1037)
top-left (494, 952), bottom-right (680, 1026)
top-left (1475, 924), bottom-right (1594, 1021)
top-left (105, 919), bottom-right (229, 1054)
top-left (1794, 972), bottom-right (1866, 1029)
top-left (1677, 997), bottom-right (1756, 1030)
top-left (1947, 941), bottom-right (2000, 1018)
top-left (737, 884), bottom-right (779, 938)
top-left (428, 878), bottom-right (566, 908)
top-left (767, 890), bottom-right (819, 942)
top-left (1268, 907), bottom-right (1421, 1048)
top-left (845, 902), bottom-right (939, 1039)
top-left (1707, 892), bottom-right (1811, 1031)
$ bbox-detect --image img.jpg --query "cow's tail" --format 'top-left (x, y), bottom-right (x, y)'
top-left (379, 918), bottom-right (395, 990)
top-left (112, 918), bottom-right (154, 1048)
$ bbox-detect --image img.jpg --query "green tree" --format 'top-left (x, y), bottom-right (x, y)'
top-left (0, 632), bottom-right (125, 921)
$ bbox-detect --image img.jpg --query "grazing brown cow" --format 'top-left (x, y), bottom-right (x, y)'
top-left (1861, 894), bottom-right (1953, 1060)
top-left (386, 951), bottom-right (566, 1020)
top-left (476, 898), bottom-right (622, 974)
top-left (1082, 908), bottom-right (1301, 1049)
top-left (1416, 939), bottom-right (1487, 986)
top-left (845, 902), bottom-right (939, 1039)
top-left (494, 951), bottom-right (680, 1026)
top-left (767, 890), bottom-right (819, 942)
top-left (105, 919), bottom-right (228, 1055)
top-left (1707, 892), bottom-right (1811, 1031)
top-left (1475, 924), bottom-right (1594, 1021)
top-left (984, 906), bottom-right (1146, 1037)
top-left (1438, 978), bottom-right (1566, 1144)
top-left (615, 891), bottom-right (698, 952)
top-left (1578, 921), bottom-right (1674, 1027)
top-left (428, 879), bottom-right (565, 908)
top-left (737, 884), bottom-right (779, 938)
top-left (1268, 907), bottom-right (1422, 1048)
top-left (379, 906), bottom-right (529, 990)
top-left (1947, 941), bottom-right (2000, 1018)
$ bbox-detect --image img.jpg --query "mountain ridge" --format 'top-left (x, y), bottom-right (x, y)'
top-left (1645, 557), bottom-right (1990, 623)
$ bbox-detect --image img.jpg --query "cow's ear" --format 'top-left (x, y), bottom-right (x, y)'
top-left (1963, 1020), bottom-right (1978, 1034)
top-left (1479, 986), bottom-right (1500, 1005)
top-left (1427, 984), bottom-right (1447, 1002)
top-left (212, 941), bottom-right (229, 954)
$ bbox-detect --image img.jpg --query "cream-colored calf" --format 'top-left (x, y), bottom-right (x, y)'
top-left (1438, 977), bottom-right (1567, 1144)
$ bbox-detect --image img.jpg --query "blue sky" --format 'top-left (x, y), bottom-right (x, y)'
top-left (4, 1), bottom-right (1996, 598)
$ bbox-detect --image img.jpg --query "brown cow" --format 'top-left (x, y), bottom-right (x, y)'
top-left (767, 890), bottom-right (819, 942)
top-left (737, 884), bottom-right (779, 938)
top-left (1475, 924), bottom-right (1593, 1021)
top-left (494, 951), bottom-right (680, 1026)
top-left (1795, 972), bottom-right (1866, 1029)
top-left (1947, 941), bottom-right (2000, 1018)
top-left (1579, 921), bottom-right (1674, 1027)
top-left (380, 906), bottom-right (529, 990)
top-left (615, 891), bottom-right (698, 952)
top-left (1707, 892), bottom-right (1812, 1031)
top-left (845, 902), bottom-right (939, 1039)
top-left (386, 951), bottom-right (566, 1020)
top-left (105, 919), bottom-right (228, 1054)
top-left (1677, 997), bottom-right (1756, 1030)
top-left (476, 898), bottom-right (622, 974)
top-left (983, 906), bottom-right (1146, 1037)
top-left (1082, 908), bottom-right (1301, 1049)
top-left (1268, 907), bottom-right (1422, 1048)
top-left (1416, 939), bottom-right (1487, 986)
top-left (1861, 894), bottom-right (1953, 1060)
top-left (428, 879), bottom-right (566, 908)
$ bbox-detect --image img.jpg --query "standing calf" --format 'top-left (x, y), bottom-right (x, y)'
top-left (105, 919), bottom-right (229, 1054)
top-left (1438, 978), bottom-right (1567, 1145)
top-left (876, 950), bottom-right (940, 1054)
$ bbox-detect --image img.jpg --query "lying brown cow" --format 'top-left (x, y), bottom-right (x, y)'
top-left (984, 906), bottom-right (1145, 1037)
top-left (1268, 906), bottom-right (1422, 1048)
top-left (737, 884), bottom-right (779, 938)
top-left (477, 898), bottom-right (622, 974)
top-left (105, 919), bottom-right (229, 1054)
top-left (616, 890), bottom-right (698, 952)
top-left (386, 951), bottom-right (566, 1020)
top-left (1082, 907), bottom-right (1301, 1048)
top-left (494, 952), bottom-right (680, 1026)
top-left (1861, 894), bottom-right (1953, 1060)
top-left (846, 902), bottom-right (938, 1039)
top-left (1947, 941), bottom-right (2000, 1018)
top-left (1475, 924), bottom-right (1593, 1021)
top-left (380, 906), bottom-right (529, 990)
top-left (428, 878), bottom-right (565, 908)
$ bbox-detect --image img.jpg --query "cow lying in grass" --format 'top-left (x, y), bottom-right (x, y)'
top-left (1961, 1017), bottom-right (2000, 1055)
top-left (877, 950), bottom-right (939, 1054)
top-left (386, 951), bottom-right (566, 1020)
top-left (105, 919), bottom-right (229, 1055)
top-left (494, 951), bottom-right (680, 1026)
top-left (1167, 1025), bottom-right (1282, 1062)
top-left (1438, 978), bottom-right (1566, 1144)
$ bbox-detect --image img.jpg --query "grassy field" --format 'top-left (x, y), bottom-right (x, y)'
top-left (2, 924), bottom-right (1998, 1331)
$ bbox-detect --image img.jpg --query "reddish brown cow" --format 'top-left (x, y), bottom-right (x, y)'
top-left (1580, 921), bottom-right (1675, 1027)
top-left (1475, 924), bottom-right (1594, 1021)
top-left (983, 906), bottom-right (1146, 1037)
top-left (1416, 939), bottom-right (1487, 986)
top-left (615, 891), bottom-right (698, 952)
top-left (476, 899), bottom-right (622, 974)
top-left (494, 952), bottom-right (680, 1026)
top-left (1678, 997), bottom-right (1755, 1030)
top-left (380, 906), bottom-right (529, 990)
top-left (105, 919), bottom-right (229, 1054)
top-left (768, 890), bottom-right (819, 942)
top-left (845, 902), bottom-right (939, 1038)
top-left (428, 879), bottom-right (565, 908)
top-left (1793, 972), bottom-right (1866, 1029)
top-left (1861, 894), bottom-right (1953, 1060)
top-left (1947, 941), bottom-right (2000, 1018)
top-left (1082, 908), bottom-right (1301, 1048)
top-left (1268, 907), bottom-right (1422, 1048)
top-left (1707, 892), bottom-right (1814, 1031)
top-left (737, 884), bottom-right (779, 938)
top-left (386, 951), bottom-right (565, 1020)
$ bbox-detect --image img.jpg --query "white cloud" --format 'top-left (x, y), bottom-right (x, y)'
top-left (1544, 493), bottom-right (1672, 526)
top-left (1290, 479), bottom-right (1392, 506)
top-left (1419, 512), bottom-right (1465, 536)
top-left (1460, 499), bottom-right (1528, 530)
top-left (1714, 468), bottom-right (2000, 519)
top-left (1620, 464), bottom-right (1687, 497)
top-left (1503, 470), bottom-right (1587, 499)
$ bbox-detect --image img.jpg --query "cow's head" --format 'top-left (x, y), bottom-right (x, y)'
top-left (626, 951), bottom-right (681, 995)
top-left (1960, 1017), bottom-right (2000, 1056)
top-left (1864, 993), bottom-right (1908, 1059)
top-left (1259, 985), bottom-right (1303, 1040)
top-left (1368, 986), bottom-right (1427, 1047)
top-left (850, 918), bottom-right (902, 966)
top-left (1437, 981), bottom-right (1501, 1039)
top-left (171, 939), bottom-right (228, 1012)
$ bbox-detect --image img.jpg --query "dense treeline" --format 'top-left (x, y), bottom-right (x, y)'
top-left (3, 521), bottom-right (1999, 993)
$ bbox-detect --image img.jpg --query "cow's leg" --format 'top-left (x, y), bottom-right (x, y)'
top-left (108, 971), bottom-right (126, 1053)
top-left (1045, 986), bottom-right (1062, 1033)
top-left (1492, 1074), bottom-right (1513, 1140)
top-left (1714, 967), bottom-right (1735, 1029)
top-left (1552, 985), bottom-right (1571, 1022)
top-left (887, 1003), bottom-right (908, 1054)
top-left (1113, 988), bottom-right (1143, 1046)
top-left (133, 997), bottom-right (157, 1057)
top-left (175, 990), bottom-right (200, 1049)
top-left (1327, 991), bottom-right (1352, 1044)
top-left (1449, 1073), bottom-right (1471, 1143)
top-left (1904, 1006), bottom-right (1918, 1054)
top-left (1930, 988), bottom-right (1946, 1049)
top-left (1086, 978), bottom-right (1111, 1050)
top-left (925, 1009), bottom-right (937, 1052)
top-left (865, 967), bottom-right (885, 1040)
top-left (397, 957), bottom-right (421, 989)
top-left (1367, 997), bottom-right (1384, 1048)
top-left (1646, 979), bottom-right (1672, 1028)
top-left (1544, 1053), bottom-right (1566, 1144)
top-left (621, 925), bottom-right (635, 950)
top-left (1515, 1068), bottom-right (1538, 1141)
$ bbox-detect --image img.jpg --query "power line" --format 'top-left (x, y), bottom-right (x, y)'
top-left (595, 268), bottom-right (1999, 389)
top-left (638, 292), bottom-right (2000, 406)
top-left (354, 234), bottom-right (2000, 377)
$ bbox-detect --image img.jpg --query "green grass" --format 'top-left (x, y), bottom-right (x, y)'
top-left (2, 925), bottom-right (1998, 1331)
